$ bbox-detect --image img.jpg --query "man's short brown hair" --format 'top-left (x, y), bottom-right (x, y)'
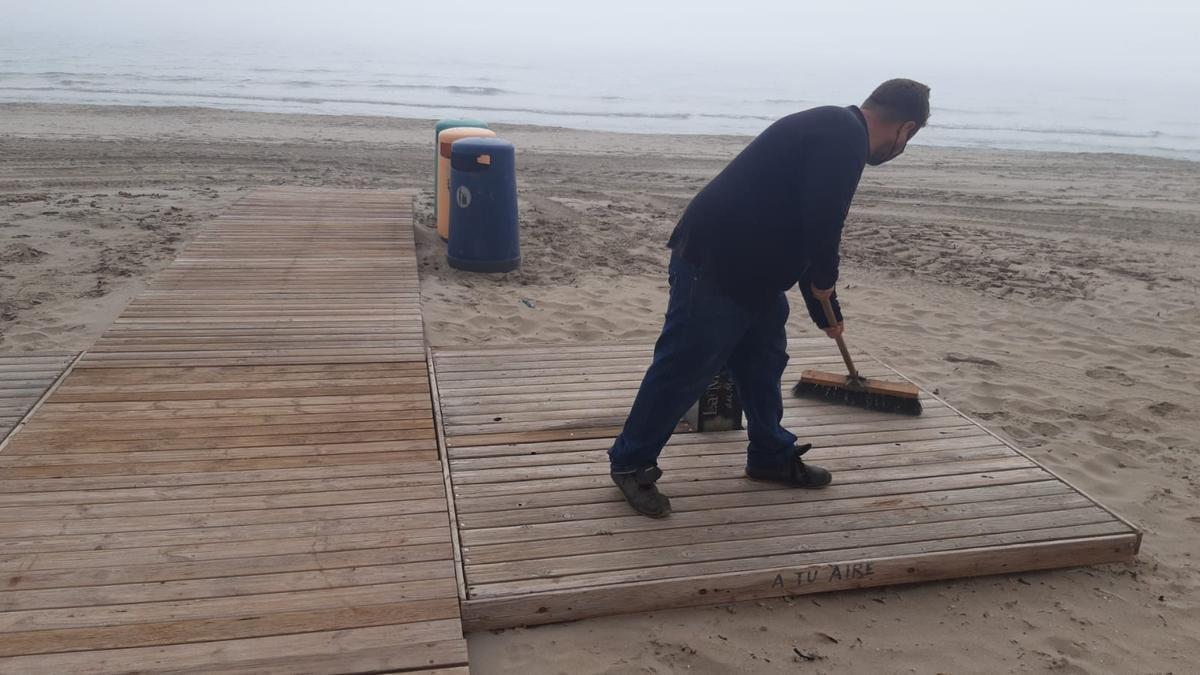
top-left (863, 79), bottom-right (931, 128)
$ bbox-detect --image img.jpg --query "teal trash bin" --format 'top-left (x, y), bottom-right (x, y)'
top-left (433, 118), bottom-right (487, 214)
top-left (448, 137), bottom-right (519, 272)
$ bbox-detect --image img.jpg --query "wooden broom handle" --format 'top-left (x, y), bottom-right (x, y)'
top-left (819, 296), bottom-right (859, 379)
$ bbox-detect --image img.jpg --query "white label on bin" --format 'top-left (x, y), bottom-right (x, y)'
top-left (456, 185), bottom-right (472, 209)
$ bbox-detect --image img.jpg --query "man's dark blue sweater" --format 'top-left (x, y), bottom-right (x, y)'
top-left (667, 105), bottom-right (869, 327)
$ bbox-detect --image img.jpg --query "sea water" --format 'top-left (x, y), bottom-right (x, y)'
top-left (2, 30), bottom-right (1196, 162)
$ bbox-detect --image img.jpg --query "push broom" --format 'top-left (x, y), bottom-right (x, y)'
top-left (792, 296), bottom-right (923, 415)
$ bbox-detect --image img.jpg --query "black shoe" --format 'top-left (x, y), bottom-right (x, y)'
top-left (745, 444), bottom-right (833, 488)
top-left (611, 466), bottom-right (672, 518)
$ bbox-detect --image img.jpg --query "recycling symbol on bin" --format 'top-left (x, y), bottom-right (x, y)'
top-left (455, 185), bottom-right (472, 209)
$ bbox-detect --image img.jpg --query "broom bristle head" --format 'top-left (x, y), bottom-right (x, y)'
top-left (792, 380), bottom-right (923, 416)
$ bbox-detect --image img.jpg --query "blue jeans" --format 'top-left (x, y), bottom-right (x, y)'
top-left (608, 253), bottom-right (798, 473)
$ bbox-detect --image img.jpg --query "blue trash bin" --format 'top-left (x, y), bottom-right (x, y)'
top-left (448, 137), bottom-right (520, 272)
top-left (433, 118), bottom-right (487, 214)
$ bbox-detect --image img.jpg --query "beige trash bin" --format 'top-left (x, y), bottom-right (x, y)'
top-left (437, 127), bottom-right (496, 240)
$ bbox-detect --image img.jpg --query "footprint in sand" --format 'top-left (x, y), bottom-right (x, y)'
top-left (0, 243), bottom-right (47, 263)
top-left (944, 352), bottom-right (1001, 368)
top-left (1029, 421), bottom-right (1065, 438)
top-left (1084, 366), bottom-right (1136, 386)
top-left (1147, 346), bottom-right (1193, 358)
top-left (1148, 402), bottom-right (1187, 418)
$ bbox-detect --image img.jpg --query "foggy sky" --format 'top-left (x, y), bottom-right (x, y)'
top-left (5, 1), bottom-right (1198, 89)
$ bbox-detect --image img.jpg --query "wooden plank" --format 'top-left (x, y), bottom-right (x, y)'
top-left (18, 409), bottom-right (433, 434)
top-left (2, 545), bottom-right (452, 591)
top-left (72, 353), bottom-right (430, 369)
top-left (1, 528), bottom-right (455, 572)
top-left (61, 364), bottom-right (428, 385)
top-left (0, 475), bottom-right (443, 508)
top-left (0, 390), bottom-right (59, 401)
top-left (464, 493), bottom-right (1096, 567)
top-left (27, 404), bottom-right (431, 424)
top-left (460, 479), bottom-right (1072, 541)
top-left (0, 484), bottom-right (447, 519)
top-left (449, 425), bottom-right (631, 448)
top-left (440, 401), bottom-right (958, 435)
top-left (13, 418), bottom-right (434, 444)
top-left (448, 424), bottom-right (987, 460)
top-left (450, 445), bottom-right (1017, 487)
top-left (436, 384), bottom-right (925, 413)
top-left (461, 534), bottom-right (1137, 630)
top-left (435, 366), bottom-right (915, 397)
top-left (428, 346), bottom-right (469, 603)
top-left (38, 392), bottom-right (432, 412)
top-left (441, 396), bottom-right (955, 426)
top-left (0, 599), bottom-right (461, 657)
top-left (451, 433), bottom-right (999, 472)
top-left (452, 456), bottom-right (1036, 501)
top-left (432, 351), bottom-right (865, 375)
top-left (0, 361), bottom-right (71, 368)
top-left (99, 321), bottom-right (424, 331)
top-left (0, 560), bottom-right (455, 612)
top-left (0, 622), bottom-right (467, 674)
top-left (467, 520), bottom-right (1132, 601)
top-left (85, 341), bottom-right (428, 354)
top-left (81, 348), bottom-right (426, 360)
top-left (46, 382), bottom-right (431, 404)
top-left (2, 430), bottom-right (436, 457)
top-left (0, 461), bottom-right (444, 492)
top-left (0, 369), bottom-right (68, 379)
top-left (0, 498), bottom-right (451, 537)
top-left (453, 466), bottom-right (1055, 519)
top-left (3, 441), bottom-right (437, 466)
top-left (2, 511), bottom-right (453, 555)
top-left (5, 439), bottom-right (436, 464)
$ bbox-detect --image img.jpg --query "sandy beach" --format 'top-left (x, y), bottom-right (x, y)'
top-left (2, 102), bottom-right (1198, 672)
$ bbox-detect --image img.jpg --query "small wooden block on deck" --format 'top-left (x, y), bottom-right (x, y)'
top-left (431, 340), bottom-right (1141, 631)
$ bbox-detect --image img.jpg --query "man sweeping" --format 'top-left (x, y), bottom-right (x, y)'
top-left (609, 78), bottom-right (931, 518)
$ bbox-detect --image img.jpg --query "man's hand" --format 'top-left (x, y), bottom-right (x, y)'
top-left (810, 285), bottom-right (841, 338)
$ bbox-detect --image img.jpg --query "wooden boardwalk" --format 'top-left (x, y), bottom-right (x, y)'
top-left (0, 352), bottom-right (75, 442)
top-left (0, 185), bottom-right (1142, 660)
top-left (0, 189), bottom-right (469, 673)
top-left (431, 340), bottom-right (1141, 630)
